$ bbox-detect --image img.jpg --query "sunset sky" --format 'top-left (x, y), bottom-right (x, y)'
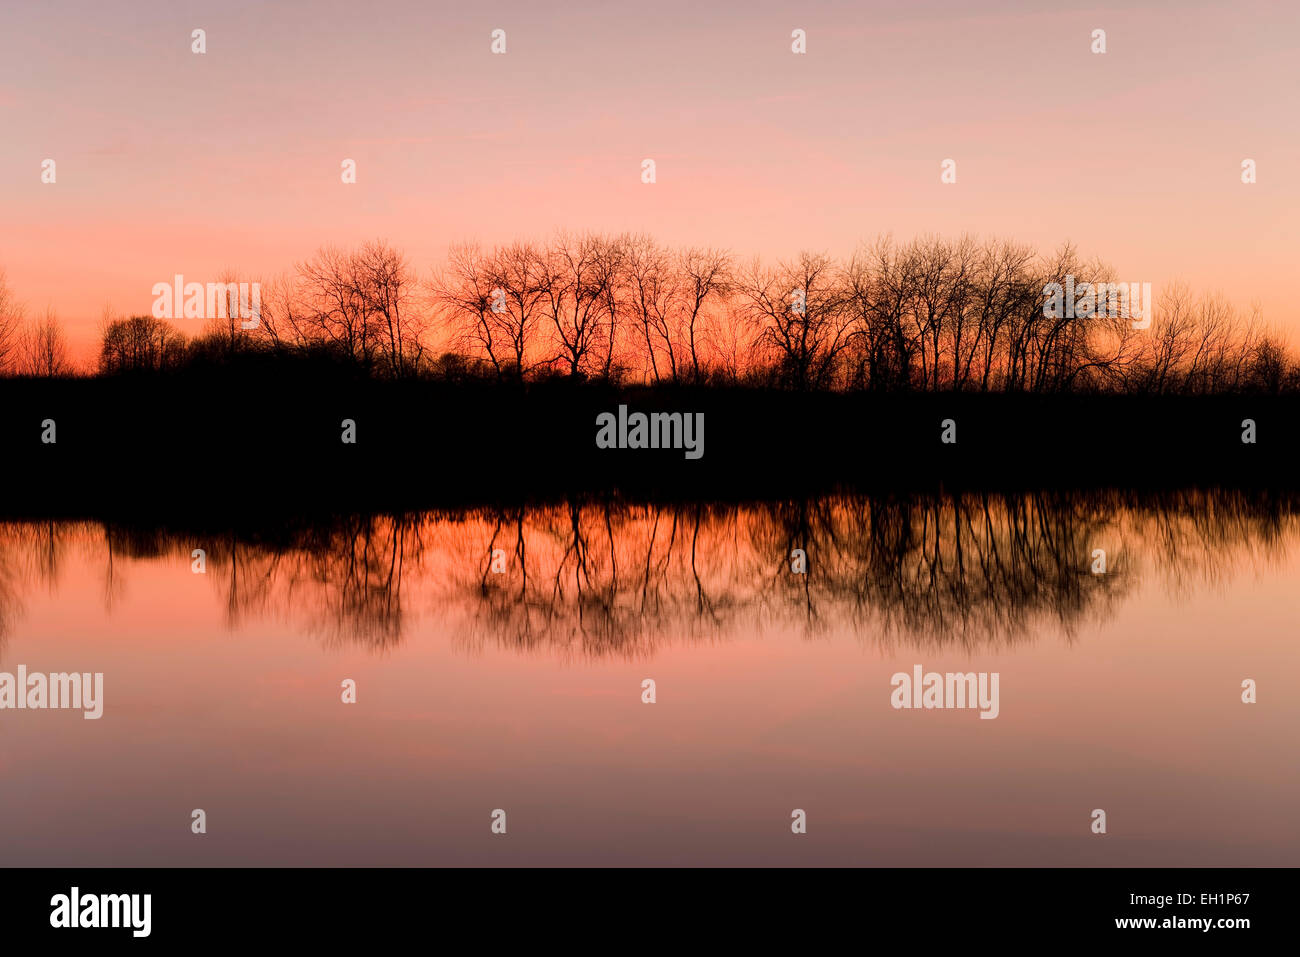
top-left (2, 0), bottom-right (1296, 360)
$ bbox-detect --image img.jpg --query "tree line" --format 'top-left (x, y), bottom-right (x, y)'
top-left (1, 234), bottom-right (1295, 393)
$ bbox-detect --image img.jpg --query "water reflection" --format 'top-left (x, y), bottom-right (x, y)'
top-left (0, 488), bottom-right (1295, 658)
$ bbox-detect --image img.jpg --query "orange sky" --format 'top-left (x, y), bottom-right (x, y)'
top-left (2, 0), bottom-right (1296, 362)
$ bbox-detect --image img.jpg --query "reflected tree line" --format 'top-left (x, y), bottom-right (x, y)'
top-left (0, 489), bottom-right (1295, 658)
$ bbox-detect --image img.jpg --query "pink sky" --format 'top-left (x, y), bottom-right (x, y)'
top-left (1, 0), bottom-right (1296, 361)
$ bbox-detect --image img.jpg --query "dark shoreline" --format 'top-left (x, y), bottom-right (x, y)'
top-left (0, 376), bottom-right (1293, 515)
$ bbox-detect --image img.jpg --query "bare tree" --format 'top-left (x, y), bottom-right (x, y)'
top-left (739, 251), bottom-right (852, 390)
top-left (434, 241), bottom-right (548, 379)
top-left (622, 235), bottom-right (678, 382)
top-left (539, 231), bottom-right (619, 379)
top-left (0, 268), bottom-right (26, 373)
top-left (488, 241), bottom-right (550, 379)
top-left (295, 245), bottom-right (377, 366)
top-left (677, 246), bottom-right (731, 382)
top-left (846, 237), bottom-right (922, 391)
top-left (594, 235), bottom-right (629, 380)
top-left (197, 267), bottom-right (252, 357)
top-left (247, 271), bottom-right (302, 353)
top-left (435, 242), bottom-right (501, 376)
top-left (355, 240), bottom-right (425, 377)
top-left (19, 307), bottom-right (71, 376)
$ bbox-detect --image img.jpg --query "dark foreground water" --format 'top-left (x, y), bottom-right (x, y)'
top-left (0, 490), bottom-right (1296, 865)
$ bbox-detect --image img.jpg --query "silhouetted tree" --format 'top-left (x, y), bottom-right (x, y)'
top-left (18, 307), bottom-right (72, 376)
top-left (99, 315), bottom-right (187, 373)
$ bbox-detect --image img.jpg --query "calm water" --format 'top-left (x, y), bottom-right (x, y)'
top-left (1, 491), bottom-right (1297, 865)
